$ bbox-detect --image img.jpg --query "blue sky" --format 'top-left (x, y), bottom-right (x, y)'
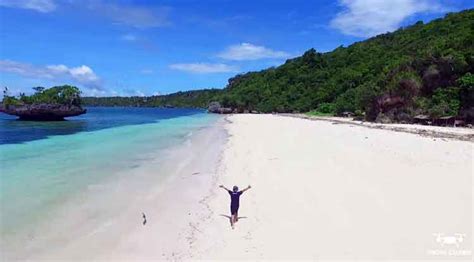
top-left (0, 0), bottom-right (472, 97)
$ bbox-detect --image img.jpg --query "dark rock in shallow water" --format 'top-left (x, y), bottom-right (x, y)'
top-left (207, 101), bottom-right (233, 114)
top-left (0, 104), bottom-right (87, 121)
top-left (219, 107), bottom-right (233, 114)
top-left (207, 101), bottom-right (221, 113)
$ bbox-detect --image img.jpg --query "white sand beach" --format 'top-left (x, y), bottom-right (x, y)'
top-left (181, 114), bottom-right (473, 260)
top-left (9, 114), bottom-right (472, 260)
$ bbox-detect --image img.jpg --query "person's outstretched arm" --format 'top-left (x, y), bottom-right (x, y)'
top-left (219, 185), bottom-right (230, 192)
top-left (241, 185), bottom-right (251, 193)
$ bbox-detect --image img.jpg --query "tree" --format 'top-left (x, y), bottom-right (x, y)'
top-left (32, 86), bottom-right (45, 94)
top-left (1, 85), bottom-right (84, 107)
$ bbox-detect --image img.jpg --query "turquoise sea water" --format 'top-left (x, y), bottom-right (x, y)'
top-left (0, 107), bottom-right (218, 239)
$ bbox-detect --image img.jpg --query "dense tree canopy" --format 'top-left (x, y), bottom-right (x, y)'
top-left (82, 89), bottom-right (222, 108)
top-left (217, 10), bottom-right (473, 121)
top-left (2, 85), bottom-right (83, 107)
top-left (79, 10), bottom-right (474, 122)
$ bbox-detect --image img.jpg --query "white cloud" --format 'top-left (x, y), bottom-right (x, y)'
top-left (330, 0), bottom-right (445, 37)
top-left (0, 60), bottom-right (50, 78)
top-left (169, 63), bottom-right (237, 73)
top-left (120, 88), bottom-right (147, 97)
top-left (0, 1), bottom-right (170, 28)
top-left (46, 64), bottom-right (68, 73)
top-left (87, 1), bottom-right (170, 28)
top-left (121, 34), bottom-right (138, 42)
top-left (110, 90), bottom-right (119, 96)
top-left (119, 34), bottom-right (157, 51)
top-left (217, 43), bottom-right (290, 61)
top-left (0, 0), bottom-right (56, 13)
top-left (82, 88), bottom-right (108, 97)
top-left (0, 60), bottom-right (102, 89)
top-left (69, 65), bottom-right (100, 84)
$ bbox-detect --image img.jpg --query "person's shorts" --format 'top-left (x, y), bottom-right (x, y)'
top-left (231, 205), bottom-right (239, 215)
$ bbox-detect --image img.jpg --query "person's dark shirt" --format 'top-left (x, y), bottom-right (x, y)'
top-left (228, 190), bottom-right (243, 207)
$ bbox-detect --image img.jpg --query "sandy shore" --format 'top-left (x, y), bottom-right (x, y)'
top-left (185, 114), bottom-right (472, 260)
top-left (5, 117), bottom-right (227, 260)
top-left (9, 114), bottom-right (472, 260)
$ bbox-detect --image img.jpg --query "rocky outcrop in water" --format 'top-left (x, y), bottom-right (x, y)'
top-left (0, 104), bottom-right (87, 121)
top-left (207, 101), bottom-right (233, 114)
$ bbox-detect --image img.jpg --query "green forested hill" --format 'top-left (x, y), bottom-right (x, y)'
top-left (84, 9), bottom-right (474, 122)
top-left (82, 89), bottom-right (221, 108)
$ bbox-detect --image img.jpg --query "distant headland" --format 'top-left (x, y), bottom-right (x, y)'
top-left (82, 10), bottom-right (474, 125)
top-left (0, 85), bottom-right (86, 121)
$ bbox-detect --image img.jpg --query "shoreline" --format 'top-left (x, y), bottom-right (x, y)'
top-left (2, 115), bottom-right (227, 260)
top-left (94, 116), bottom-right (228, 260)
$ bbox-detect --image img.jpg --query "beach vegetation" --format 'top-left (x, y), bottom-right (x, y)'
top-left (306, 110), bottom-right (333, 117)
top-left (428, 87), bottom-right (461, 117)
top-left (315, 102), bottom-right (336, 115)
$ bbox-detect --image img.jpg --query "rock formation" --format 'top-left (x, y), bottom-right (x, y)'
top-left (0, 104), bottom-right (87, 121)
top-left (207, 102), bottom-right (233, 114)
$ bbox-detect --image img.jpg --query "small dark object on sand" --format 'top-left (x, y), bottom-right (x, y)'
top-left (142, 212), bottom-right (147, 225)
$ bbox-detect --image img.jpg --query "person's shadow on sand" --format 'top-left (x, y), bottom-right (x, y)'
top-left (220, 214), bottom-right (247, 227)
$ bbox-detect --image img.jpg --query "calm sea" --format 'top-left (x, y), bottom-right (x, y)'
top-left (0, 107), bottom-right (218, 240)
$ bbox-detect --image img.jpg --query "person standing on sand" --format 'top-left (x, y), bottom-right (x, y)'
top-left (219, 184), bottom-right (251, 229)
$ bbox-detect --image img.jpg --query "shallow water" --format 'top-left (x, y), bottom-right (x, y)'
top-left (0, 107), bottom-right (202, 144)
top-left (0, 108), bottom-right (219, 252)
